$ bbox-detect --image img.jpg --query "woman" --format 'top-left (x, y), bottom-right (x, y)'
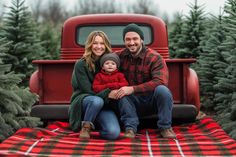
top-left (69, 31), bottom-right (120, 140)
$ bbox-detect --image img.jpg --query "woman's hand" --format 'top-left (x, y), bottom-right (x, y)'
top-left (108, 90), bottom-right (118, 99)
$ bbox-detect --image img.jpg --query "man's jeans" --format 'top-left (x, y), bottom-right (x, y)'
top-left (118, 85), bottom-right (173, 132)
top-left (82, 96), bottom-right (120, 140)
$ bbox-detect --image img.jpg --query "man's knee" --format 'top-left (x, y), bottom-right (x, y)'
top-left (154, 85), bottom-right (172, 99)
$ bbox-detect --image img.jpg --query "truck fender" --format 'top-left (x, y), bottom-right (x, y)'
top-left (186, 68), bottom-right (200, 112)
top-left (29, 70), bottom-right (39, 94)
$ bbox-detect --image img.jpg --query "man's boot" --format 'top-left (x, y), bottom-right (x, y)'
top-left (160, 127), bottom-right (176, 139)
top-left (79, 122), bottom-right (92, 138)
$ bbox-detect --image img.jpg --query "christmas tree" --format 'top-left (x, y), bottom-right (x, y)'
top-left (214, 0), bottom-right (236, 139)
top-left (197, 14), bottom-right (226, 111)
top-left (168, 13), bottom-right (184, 58)
top-left (0, 0), bottom-right (47, 86)
top-left (174, 0), bottom-right (206, 58)
top-left (0, 37), bottom-right (42, 142)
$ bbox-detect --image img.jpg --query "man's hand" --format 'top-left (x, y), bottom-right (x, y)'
top-left (116, 86), bottom-right (134, 99)
top-left (108, 90), bottom-right (118, 99)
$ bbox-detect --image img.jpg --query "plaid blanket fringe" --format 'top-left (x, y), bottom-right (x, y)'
top-left (0, 117), bottom-right (236, 156)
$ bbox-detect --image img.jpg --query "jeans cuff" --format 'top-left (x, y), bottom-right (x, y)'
top-left (126, 127), bottom-right (137, 133)
top-left (159, 126), bottom-right (172, 130)
top-left (82, 121), bottom-right (95, 130)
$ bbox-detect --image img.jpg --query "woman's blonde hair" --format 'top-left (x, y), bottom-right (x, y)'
top-left (83, 31), bottom-right (112, 72)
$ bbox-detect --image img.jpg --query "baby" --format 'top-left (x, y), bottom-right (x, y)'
top-left (93, 53), bottom-right (128, 93)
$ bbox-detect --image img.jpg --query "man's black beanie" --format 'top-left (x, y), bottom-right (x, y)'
top-left (123, 23), bottom-right (144, 40)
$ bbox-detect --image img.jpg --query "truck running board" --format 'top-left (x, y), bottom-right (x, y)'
top-left (31, 104), bottom-right (198, 122)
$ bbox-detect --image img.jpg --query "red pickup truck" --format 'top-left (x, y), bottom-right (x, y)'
top-left (29, 14), bottom-right (200, 123)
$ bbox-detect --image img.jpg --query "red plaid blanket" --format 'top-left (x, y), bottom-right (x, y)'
top-left (0, 117), bottom-right (236, 156)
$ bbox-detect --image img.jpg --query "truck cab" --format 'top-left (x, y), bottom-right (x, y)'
top-left (30, 14), bottom-right (200, 122)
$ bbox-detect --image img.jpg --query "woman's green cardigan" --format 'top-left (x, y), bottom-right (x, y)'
top-left (69, 59), bottom-right (111, 132)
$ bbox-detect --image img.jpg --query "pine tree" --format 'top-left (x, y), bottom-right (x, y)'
top-left (214, 0), bottom-right (236, 140)
top-left (39, 22), bottom-right (60, 59)
top-left (0, 0), bottom-right (47, 86)
top-left (168, 12), bottom-right (185, 58)
top-left (197, 14), bottom-right (226, 111)
top-left (174, 0), bottom-right (206, 58)
top-left (0, 37), bottom-right (42, 142)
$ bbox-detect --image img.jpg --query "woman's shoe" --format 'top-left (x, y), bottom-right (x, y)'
top-left (79, 122), bottom-right (92, 138)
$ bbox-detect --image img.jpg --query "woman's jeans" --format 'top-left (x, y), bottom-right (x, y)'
top-left (82, 96), bottom-right (120, 140)
top-left (118, 85), bottom-right (173, 132)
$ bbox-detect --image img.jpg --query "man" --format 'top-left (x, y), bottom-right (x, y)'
top-left (115, 23), bottom-right (176, 138)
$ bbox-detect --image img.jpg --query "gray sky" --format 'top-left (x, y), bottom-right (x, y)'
top-left (158, 0), bottom-right (225, 16)
top-left (2, 0), bottom-right (226, 18)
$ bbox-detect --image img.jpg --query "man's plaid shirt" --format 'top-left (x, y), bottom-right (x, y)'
top-left (117, 46), bottom-right (169, 94)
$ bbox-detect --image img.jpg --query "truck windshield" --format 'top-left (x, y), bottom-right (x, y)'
top-left (76, 25), bottom-right (152, 46)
